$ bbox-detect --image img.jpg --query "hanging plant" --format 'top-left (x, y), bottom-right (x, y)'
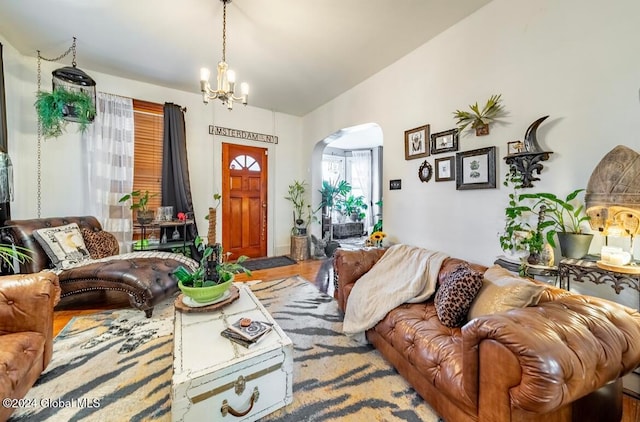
top-left (35, 87), bottom-right (96, 138)
top-left (453, 94), bottom-right (505, 136)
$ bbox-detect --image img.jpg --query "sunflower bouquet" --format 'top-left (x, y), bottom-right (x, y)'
top-left (369, 231), bottom-right (387, 248)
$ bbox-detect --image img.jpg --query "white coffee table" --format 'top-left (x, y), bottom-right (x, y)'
top-left (172, 283), bottom-right (293, 422)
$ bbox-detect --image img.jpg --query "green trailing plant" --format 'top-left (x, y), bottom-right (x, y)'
top-left (453, 94), bottom-right (504, 133)
top-left (372, 199), bottom-right (383, 233)
top-left (499, 171), bottom-right (554, 255)
top-left (174, 236), bottom-right (251, 287)
top-left (35, 88), bottom-right (96, 138)
top-left (118, 190), bottom-right (158, 212)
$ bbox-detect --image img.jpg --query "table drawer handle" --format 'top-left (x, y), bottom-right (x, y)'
top-left (221, 386), bottom-right (259, 417)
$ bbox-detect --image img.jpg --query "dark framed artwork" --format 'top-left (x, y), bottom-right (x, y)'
top-left (430, 129), bottom-right (458, 155)
top-left (455, 146), bottom-right (497, 190)
top-left (418, 160), bottom-right (432, 183)
top-left (404, 124), bottom-right (430, 160)
top-left (435, 156), bottom-right (455, 182)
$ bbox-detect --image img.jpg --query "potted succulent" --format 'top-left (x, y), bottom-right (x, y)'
top-left (118, 190), bottom-right (158, 224)
top-left (453, 94), bottom-right (505, 136)
top-left (173, 236), bottom-right (251, 304)
top-left (519, 188), bottom-right (592, 259)
top-left (35, 87), bottom-right (96, 138)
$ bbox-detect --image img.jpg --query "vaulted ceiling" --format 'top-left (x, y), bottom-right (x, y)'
top-left (0, 0), bottom-right (492, 116)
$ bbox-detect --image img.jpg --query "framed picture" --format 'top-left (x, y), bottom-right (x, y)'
top-left (435, 156), bottom-right (455, 182)
top-left (430, 129), bottom-right (459, 155)
top-left (507, 140), bottom-right (524, 155)
top-left (418, 160), bottom-right (432, 183)
top-left (455, 146), bottom-right (497, 190)
top-left (404, 124), bottom-right (430, 160)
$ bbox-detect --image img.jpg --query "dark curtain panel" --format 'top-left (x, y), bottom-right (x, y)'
top-left (161, 103), bottom-right (198, 257)
top-left (0, 43), bottom-right (11, 225)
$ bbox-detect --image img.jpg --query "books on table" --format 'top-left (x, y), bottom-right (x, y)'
top-left (221, 317), bottom-right (272, 348)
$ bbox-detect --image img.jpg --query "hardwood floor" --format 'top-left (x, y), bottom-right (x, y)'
top-left (53, 257), bottom-right (328, 336)
top-left (51, 257), bottom-right (639, 421)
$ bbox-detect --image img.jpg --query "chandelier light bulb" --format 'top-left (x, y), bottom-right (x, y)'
top-left (199, 0), bottom-right (249, 109)
top-left (200, 67), bottom-right (210, 82)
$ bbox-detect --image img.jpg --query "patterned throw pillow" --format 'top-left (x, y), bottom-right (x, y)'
top-left (33, 223), bottom-right (92, 269)
top-left (434, 263), bottom-right (484, 328)
top-left (81, 228), bottom-right (120, 259)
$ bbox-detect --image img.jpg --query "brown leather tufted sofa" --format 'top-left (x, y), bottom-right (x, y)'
top-left (2, 216), bottom-right (196, 318)
top-left (0, 271), bottom-right (60, 422)
top-left (334, 248), bottom-right (640, 422)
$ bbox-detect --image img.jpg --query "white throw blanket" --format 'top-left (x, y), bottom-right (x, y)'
top-left (342, 244), bottom-right (449, 343)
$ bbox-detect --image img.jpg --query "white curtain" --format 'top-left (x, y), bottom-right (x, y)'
top-left (84, 92), bottom-right (134, 252)
top-left (350, 150), bottom-right (373, 229)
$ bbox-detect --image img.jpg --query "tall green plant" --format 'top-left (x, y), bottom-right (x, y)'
top-left (35, 88), bottom-right (96, 138)
top-left (519, 189), bottom-right (590, 246)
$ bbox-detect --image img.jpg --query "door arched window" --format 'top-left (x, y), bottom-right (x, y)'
top-left (229, 154), bottom-right (261, 172)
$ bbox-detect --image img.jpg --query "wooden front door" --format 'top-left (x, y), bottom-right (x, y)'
top-left (221, 143), bottom-right (268, 258)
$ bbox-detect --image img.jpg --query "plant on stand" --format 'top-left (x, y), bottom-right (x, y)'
top-left (118, 190), bottom-right (158, 224)
top-left (335, 194), bottom-right (368, 222)
top-left (318, 179), bottom-right (351, 238)
top-left (519, 189), bottom-right (592, 259)
top-left (285, 180), bottom-right (310, 235)
top-left (205, 193), bottom-right (222, 245)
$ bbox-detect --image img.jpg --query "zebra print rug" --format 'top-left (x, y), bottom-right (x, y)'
top-left (9, 276), bottom-right (439, 421)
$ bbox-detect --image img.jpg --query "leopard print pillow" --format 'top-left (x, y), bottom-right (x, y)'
top-left (434, 263), bottom-right (484, 328)
top-left (81, 228), bottom-right (120, 259)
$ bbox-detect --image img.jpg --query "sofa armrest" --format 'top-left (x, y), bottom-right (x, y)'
top-left (0, 272), bottom-right (61, 367)
top-left (334, 248), bottom-right (386, 312)
top-left (462, 294), bottom-right (640, 415)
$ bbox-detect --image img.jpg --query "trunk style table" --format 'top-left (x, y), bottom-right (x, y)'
top-left (172, 283), bottom-right (293, 421)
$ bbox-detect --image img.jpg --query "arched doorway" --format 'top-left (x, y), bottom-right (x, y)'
top-left (310, 123), bottom-right (383, 244)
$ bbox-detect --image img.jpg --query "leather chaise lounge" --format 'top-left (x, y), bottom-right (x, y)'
top-left (2, 216), bottom-right (197, 317)
top-left (335, 247), bottom-right (640, 422)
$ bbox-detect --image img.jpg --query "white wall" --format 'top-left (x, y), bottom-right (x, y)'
top-left (302, 0), bottom-right (640, 266)
top-left (0, 34), bottom-right (303, 256)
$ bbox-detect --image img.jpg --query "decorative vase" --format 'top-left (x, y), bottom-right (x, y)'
top-left (178, 278), bottom-right (233, 303)
top-left (136, 210), bottom-right (154, 225)
top-left (557, 233), bottom-right (594, 259)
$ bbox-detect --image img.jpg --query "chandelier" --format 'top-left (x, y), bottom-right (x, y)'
top-left (200, 0), bottom-right (249, 109)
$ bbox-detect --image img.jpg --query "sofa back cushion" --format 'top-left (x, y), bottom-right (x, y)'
top-left (3, 216), bottom-right (103, 273)
top-left (467, 264), bottom-right (548, 319)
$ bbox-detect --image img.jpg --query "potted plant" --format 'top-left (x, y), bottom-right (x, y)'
top-left (35, 87), bottom-right (96, 138)
top-left (0, 243), bottom-right (32, 272)
top-left (173, 236), bottom-right (251, 304)
top-left (453, 94), bottom-right (505, 136)
top-left (336, 194), bottom-right (368, 221)
top-left (285, 180), bottom-right (310, 235)
top-left (519, 188), bottom-right (593, 259)
top-left (499, 172), bottom-right (554, 265)
top-left (118, 190), bottom-right (158, 224)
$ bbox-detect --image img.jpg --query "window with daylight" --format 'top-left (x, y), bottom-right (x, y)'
top-left (132, 99), bottom-right (163, 213)
top-left (230, 154), bottom-right (261, 171)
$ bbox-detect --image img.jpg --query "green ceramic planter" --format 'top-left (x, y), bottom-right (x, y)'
top-left (178, 278), bottom-right (233, 303)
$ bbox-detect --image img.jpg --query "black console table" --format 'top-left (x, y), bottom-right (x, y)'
top-left (558, 258), bottom-right (640, 310)
top-left (133, 219), bottom-right (194, 254)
